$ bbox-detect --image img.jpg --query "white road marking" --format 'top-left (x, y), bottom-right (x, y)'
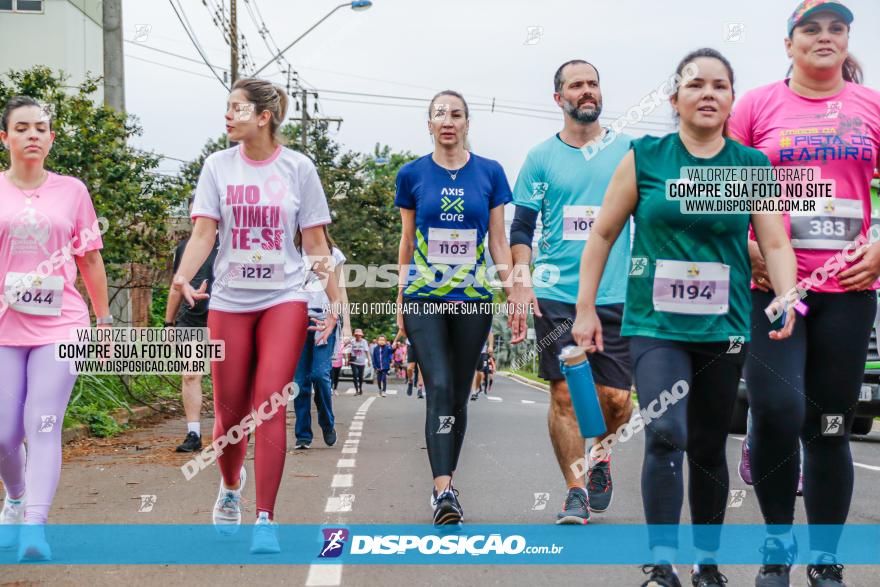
top-left (305, 564), bottom-right (342, 586)
top-left (854, 462), bottom-right (880, 472)
top-left (324, 494), bottom-right (355, 513)
top-left (487, 396), bottom-right (503, 402)
top-left (521, 400), bottom-right (535, 404)
top-left (309, 397), bottom-right (374, 585)
top-left (349, 431), bottom-right (362, 437)
top-left (386, 389), bottom-right (398, 395)
top-left (331, 474), bottom-right (353, 488)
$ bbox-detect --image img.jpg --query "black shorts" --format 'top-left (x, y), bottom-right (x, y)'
top-left (175, 313), bottom-right (208, 329)
top-left (407, 345), bottom-right (417, 364)
top-left (476, 352), bottom-right (490, 373)
top-left (534, 299), bottom-right (632, 390)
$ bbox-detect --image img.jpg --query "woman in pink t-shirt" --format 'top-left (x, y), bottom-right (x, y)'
top-left (0, 96), bottom-right (111, 561)
top-left (729, 1), bottom-right (880, 584)
top-left (171, 78), bottom-right (341, 554)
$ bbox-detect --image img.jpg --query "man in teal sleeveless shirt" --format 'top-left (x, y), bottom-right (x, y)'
top-left (510, 60), bottom-right (634, 524)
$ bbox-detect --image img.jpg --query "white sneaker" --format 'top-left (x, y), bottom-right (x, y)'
top-left (0, 495), bottom-right (25, 549)
top-left (17, 524), bottom-right (51, 562)
top-left (212, 466), bottom-right (247, 535)
top-left (250, 511), bottom-right (281, 554)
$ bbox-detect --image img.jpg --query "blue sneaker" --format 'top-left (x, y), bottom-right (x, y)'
top-left (556, 487), bottom-right (590, 524)
top-left (17, 524), bottom-right (51, 562)
top-left (250, 511), bottom-right (281, 554)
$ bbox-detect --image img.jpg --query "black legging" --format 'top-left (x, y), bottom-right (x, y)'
top-left (630, 336), bottom-right (747, 551)
top-left (351, 363), bottom-right (365, 393)
top-left (330, 366), bottom-right (341, 390)
top-left (403, 300), bottom-right (492, 478)
top-left (745, 289), bottom-right (875, 553)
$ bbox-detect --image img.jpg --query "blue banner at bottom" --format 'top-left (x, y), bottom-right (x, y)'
top-left (2, 524), bottom-right (879, 565)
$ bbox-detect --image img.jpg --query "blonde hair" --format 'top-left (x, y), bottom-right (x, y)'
top-left (232, 78), bottom-right (289, 141)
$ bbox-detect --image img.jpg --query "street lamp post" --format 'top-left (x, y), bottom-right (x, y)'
top-left (253, 1), bottom-right (373, 76)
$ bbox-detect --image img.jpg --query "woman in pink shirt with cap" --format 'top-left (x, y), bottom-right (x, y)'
top-left (730, 2), bottom-right (880, 585)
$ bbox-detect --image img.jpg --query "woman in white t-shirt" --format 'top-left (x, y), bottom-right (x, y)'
top-left (171, 78), bottom-right (341, 554)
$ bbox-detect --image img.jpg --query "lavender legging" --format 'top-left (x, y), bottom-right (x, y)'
top-left (0, 345), bottom-right (77, 524)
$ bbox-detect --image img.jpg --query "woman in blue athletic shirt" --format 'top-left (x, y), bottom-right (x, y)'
top-left (394, 90), bottom-right (526, 525)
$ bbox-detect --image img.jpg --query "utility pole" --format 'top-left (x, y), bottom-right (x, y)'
top-left (229, 0), bottom-right (239, 85)
top-left (298, 88), bottom-right (342, 155)
top-left (102, 0), bottom-right (125, 110)
top-left (300, 88), bottom-right (309, 152)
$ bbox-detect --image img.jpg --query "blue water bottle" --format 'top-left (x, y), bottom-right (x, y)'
top-left (559, 345), bottom-right (607, 438)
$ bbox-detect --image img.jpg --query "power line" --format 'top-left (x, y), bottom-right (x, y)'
top-left (318, 96), bottom-right (670, 132)
top-left (243, 0), bottom-right (293, 75)
top-left (284, 63), bottom-right (672, 125)
top-left (168, 0), bottom-right (229, 89)
top-left (309, 88), bottom-right (671, 127)
top-left (124, 40), bottom-right (230, 71)
top-left (127, 54), bottom-right (218, 80)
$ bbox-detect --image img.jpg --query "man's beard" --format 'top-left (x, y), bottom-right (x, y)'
top-left (563, 97), bottom-right (602, 123)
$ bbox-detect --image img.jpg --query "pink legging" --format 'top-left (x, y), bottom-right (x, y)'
top-left (0, 344), bottom-right (78, 524)
top-left (208, 301), bottom-right (308, 520)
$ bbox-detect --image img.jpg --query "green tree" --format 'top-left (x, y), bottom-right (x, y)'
top-left (280, 121), bottom-right (416, 339)
top-left (0, 68), bottom-right (184, 285)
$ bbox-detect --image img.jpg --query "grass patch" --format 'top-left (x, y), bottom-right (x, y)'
top-left (64, 373), bottom-right (197, 437)
top-left (510, 369), bottom-right (548, 385)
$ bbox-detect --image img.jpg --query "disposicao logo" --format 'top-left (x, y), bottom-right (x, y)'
top-left (318, 528), bottom-right (349, 558)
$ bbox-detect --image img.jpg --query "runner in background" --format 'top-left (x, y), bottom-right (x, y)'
top-left (165, 198), bottom-right (219, 454)
top-left (394, 332), bottom-right (424, 398)
top-left (0, 96), bottom-right (110, 561)
top-left (573, 49), bottom-right (798, 587)
top-left (392, 341), bottom-right (407, 378)
top-left (330, 336), bottom-right (344, 395)
top-left (510, 59), bottom-right (635, 524)
top-left (372, 334), bottom-right (394, 397)
top-left (395, 90), bottom-right (527, 525)
top-left (293, 226), bottom-right (351, 450)
top-left (348, 328), bottom-right (369, 395)
top-left (729, 2), bottom-right (880, 584)
top-left (173, 78), bottom-right (341, 554)
top-left (470, 331), bottom-right (494, 401)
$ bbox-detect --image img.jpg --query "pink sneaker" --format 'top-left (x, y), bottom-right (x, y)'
top-left (738, 439), bottom-right (753, 486)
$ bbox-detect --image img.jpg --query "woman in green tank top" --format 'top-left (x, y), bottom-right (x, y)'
top-left (572, 49), bottom-right (798, 587)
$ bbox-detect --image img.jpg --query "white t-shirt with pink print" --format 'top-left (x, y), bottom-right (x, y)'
top-left (192, 144), bottom-right (331, 312)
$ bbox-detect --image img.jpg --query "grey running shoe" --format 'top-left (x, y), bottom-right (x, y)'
top-left (642, 564), bottom-right (682, 587)
top-left (587, 457), bottom-right (613, 513)
top-left (556, 487), bottom-right (590, 525)
top-left (756, 535), bottom-right (797, 587)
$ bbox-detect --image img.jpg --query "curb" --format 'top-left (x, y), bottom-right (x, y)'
top-left (500, 371), bottom-right (550, 393)
top-left (62, 404), bottom-right (161, 445)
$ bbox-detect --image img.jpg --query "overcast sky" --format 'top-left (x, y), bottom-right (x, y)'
top-left (122, 0), bottom-right (880, 180)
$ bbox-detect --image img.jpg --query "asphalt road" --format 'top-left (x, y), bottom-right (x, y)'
top-left (3, 374), bottom-right (880, 586)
